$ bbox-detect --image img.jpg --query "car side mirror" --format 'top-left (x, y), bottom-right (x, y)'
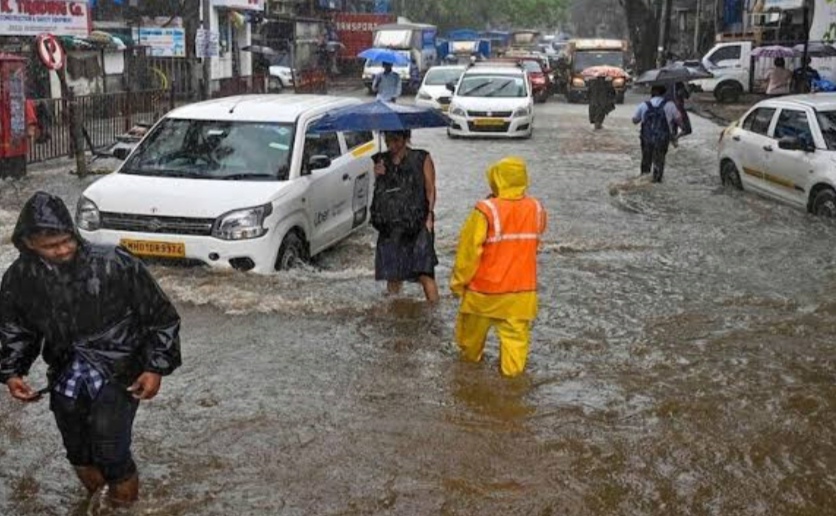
top-left (445, 81), bottom-right (456, 93)
top-left (778, 136), bottom-right (815, 152)
top-left (308, 154), bottom-right (332, 171)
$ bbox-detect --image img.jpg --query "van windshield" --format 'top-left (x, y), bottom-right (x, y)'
top-left (121, 119), bottom-right (295, 181)
top-left (572, 50), bottom-right (623, 72)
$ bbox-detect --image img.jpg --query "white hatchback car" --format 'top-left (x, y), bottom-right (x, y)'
top-left (77, 95), bottom-right (378, 273)
top-left (718, 94), bottom-right (836, 217)
top-left (415, 65), bottom-right (465, 113)
top-left (446, 62), bottom-right (535, 139)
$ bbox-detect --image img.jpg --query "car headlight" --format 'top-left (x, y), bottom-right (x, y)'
top-left (417, 90), bottom-right (433, 100)
top-left (449, 105), bottom-right (466, 117)
top-left (513, 106), bottom-right (531, 117)
top-left (213, 204), bottom-right (273, 240)
top-left (76, 197), bottom-right (101, 231)
top-left (572, 77), bottom-right (585, 87)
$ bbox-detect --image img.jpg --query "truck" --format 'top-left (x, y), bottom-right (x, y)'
top-left (692, 0), bottom-right (836, 102)
top-left (362, 22), bottom-right (438, 93)
top-left (438, 29), bottom-right (491, 63)
top-left (563, 38), bottom-right (631, 103)
top-left (333, 12), bottom-right (397, 72)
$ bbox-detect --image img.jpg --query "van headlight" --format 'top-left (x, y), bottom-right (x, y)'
top-left (213, 204), bottom-right (273, 240)
top-left (76, 197), bottom-right (101, 231)
top-left (572, 77), bottom-right (585, 87)
top-left (513, 106), bottom-right (531, 117)
top-left (449, 105), bottom-right (466, 117)
top-left (613, 77), bottom-right (625, 87)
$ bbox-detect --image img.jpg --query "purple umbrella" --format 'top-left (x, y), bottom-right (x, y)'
top-left (751, 45), bottom-right (799, 59)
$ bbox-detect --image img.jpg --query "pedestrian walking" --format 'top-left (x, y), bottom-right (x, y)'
top-left (371, 130), bottom-right (439, 302)
top-left (451, 157), bottom-right (547, 377)
top-left (588, 76), bottom-right (616, 130)
top-left (667, 81), bottom-right (692, 140)
top-left (0, 192), bottom-right (182, 506)
top-left (372, 61), bottom-right (402, 102)
top-left (766, 57), bottom-right (793, 96)
top-left (632, 84), bottom-right (682, 183)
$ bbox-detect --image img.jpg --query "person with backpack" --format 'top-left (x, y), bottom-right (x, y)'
top-left (632, 84), bottom-right (682, 183)
top-left (371, 130), bottom-right (439, 302)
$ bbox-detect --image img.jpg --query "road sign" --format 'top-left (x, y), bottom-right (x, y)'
top-left (36, 34), bottom-right (66, 71)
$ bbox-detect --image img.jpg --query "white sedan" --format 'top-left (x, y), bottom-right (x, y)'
top-left (718, 94), bottom-right (836, 217)
top-left (414, 65), bottom-right (465, 113)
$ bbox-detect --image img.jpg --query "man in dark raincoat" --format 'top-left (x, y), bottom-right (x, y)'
top-left (0, 192), bottom-right (181, 505)
top-left (588, 76), bottom-right (616, 130)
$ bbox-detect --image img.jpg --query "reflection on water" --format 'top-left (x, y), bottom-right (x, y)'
top-left (2, 101), bottom-right (836, 514)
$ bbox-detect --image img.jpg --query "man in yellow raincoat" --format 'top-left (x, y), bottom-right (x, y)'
top-left (451, 157), bottom-right (547, 377)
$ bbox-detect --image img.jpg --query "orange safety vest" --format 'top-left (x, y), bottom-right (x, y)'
top-left (469, 196), bottom-right (545, 295)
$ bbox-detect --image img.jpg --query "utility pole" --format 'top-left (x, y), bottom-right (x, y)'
top-left (658, 0), bottom-right (673, 67)
top-left (694, 0), bottom-right (703, 57)
top-left (201, 0), bottom-right (212, 99)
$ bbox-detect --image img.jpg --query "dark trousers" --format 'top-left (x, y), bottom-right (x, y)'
top-left (50, 383), bottom-right (140, 484)
top-left (640, 140), bottom-right (670, 182)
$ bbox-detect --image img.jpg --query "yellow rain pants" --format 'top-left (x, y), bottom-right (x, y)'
top-left (455, 312), bottom-right (531, 377)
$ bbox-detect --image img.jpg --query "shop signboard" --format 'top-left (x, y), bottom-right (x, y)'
top-left (0, 0), bottom-right (90, 37)
top-left (134, 27), bottom-right (186, 57)
top-left (211, 0), bottom-right (265, 10)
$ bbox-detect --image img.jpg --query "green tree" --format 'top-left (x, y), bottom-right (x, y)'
top-left (400, 0), bottom-right (568, 31)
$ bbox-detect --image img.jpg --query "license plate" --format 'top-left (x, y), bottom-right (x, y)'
top-left (120, 239), bottom-right (185, 258)
top-left (473, 118), bottom-right (505, 126)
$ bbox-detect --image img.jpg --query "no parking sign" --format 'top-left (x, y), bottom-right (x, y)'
top-left (35, 34), bottom-right (66, 71)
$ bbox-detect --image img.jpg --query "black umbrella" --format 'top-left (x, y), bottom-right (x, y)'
top-left (635, 64), bottom-right (713, 85)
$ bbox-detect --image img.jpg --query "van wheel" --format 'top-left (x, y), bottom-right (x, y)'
top-left (276, 231), bottom-right (307, 270)
top-left (715, 82), bottom-right (742, 103)
top-left (720, 160), bottom-right (743, 190)
top-left (811, 188), bottom-right (836, 218)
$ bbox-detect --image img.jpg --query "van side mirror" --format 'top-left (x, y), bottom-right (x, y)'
top-left (778, 136), bottom-right (815, 152)
top-left (445, 81), bottom-right (456, 93)
top-left (308, 154), bottom-right (332, 171)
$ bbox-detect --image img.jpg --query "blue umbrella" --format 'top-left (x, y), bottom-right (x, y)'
top-left (357, 47), bottom-right (410, 66)
top-left (309, 101), bottom-right (448, 133)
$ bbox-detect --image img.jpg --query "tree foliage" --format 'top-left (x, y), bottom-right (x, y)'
top-left (619, 0), bottom-right (659, 72)
top-left (401, 0), bottom-right (569, 31)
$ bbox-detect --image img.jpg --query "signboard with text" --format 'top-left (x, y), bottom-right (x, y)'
top-left (0, 0), bottom-right (90, 37)
top-left (134, 27), bottom-right (186, 58)
top-left (210, 0), bottom-right (264, 10)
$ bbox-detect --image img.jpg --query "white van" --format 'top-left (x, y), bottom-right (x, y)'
top-left (76, 95), bottom-right (378, 273)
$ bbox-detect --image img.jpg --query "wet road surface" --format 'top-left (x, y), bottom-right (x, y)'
top-left (1, 93), bottom-right (836, 515)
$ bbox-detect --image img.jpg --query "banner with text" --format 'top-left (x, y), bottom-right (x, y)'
top-left (0, 0), bottom-right (90, 37)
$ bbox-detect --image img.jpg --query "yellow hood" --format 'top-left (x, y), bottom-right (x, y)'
top-left (487, 157), bottom-right (528, 200)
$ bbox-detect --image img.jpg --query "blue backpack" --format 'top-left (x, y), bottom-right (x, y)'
top-left (640, 101), bottom-right (671, 146)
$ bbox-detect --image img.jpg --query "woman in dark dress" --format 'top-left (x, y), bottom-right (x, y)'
top-left (371, 130), bottom-right (439, 302)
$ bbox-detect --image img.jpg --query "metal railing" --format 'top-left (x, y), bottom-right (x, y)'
top-left (28, 88), bottom-right (173, 164)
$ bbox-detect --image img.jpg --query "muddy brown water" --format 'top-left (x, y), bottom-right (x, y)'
top-left (1, 95), bottom-right (835, 515)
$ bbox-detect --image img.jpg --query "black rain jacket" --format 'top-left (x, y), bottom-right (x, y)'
top-left (0, 192), bottom-right (182, 386)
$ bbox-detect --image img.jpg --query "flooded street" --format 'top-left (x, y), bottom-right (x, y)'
top-left (2, 94), bottom-right (836, 515)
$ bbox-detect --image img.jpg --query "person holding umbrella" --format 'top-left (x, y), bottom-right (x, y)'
top-left (308, 100), bottom-right (449, 302)
top-left (372, 61), bottom-right (402, 102)
top-left (371, 130), bottom-right (439, 302)
top-left (588, 75), bottom-right (616, 130)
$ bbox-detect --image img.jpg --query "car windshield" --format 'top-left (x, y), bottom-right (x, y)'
top-left (816, 110), bottom-right (836, 150)
top-left (424, 68), bottom-right (463, 85)
top-left (459, 74), bottom-right (527, 98)
top-left (521, 61), bottom-right (543, 73)
top-left (573, 50), bottom-right (623, 71)
top-left (122, 118), bottom-right (295, 181)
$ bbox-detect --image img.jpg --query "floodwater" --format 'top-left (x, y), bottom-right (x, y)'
top-left (1, 94), bottom-right (835, 515)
